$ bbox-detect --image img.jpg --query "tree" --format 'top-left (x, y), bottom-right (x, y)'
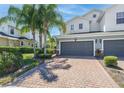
top-left (37, 4), bottom-right (66, 55)
top-left (0, 16), bottom-right (8, 25)
top-left (8, 4), bottom-right (38, 58)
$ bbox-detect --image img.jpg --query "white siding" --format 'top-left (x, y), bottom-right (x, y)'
top-left (0, 24), bottom-right (20, 37)
top-left (103, 5), bottom-right (124, 32)
top-left (23, 31), bottom-right (33, 39)
top-left (66, 17), bottom-right (89, 34)
top-left (100, 15), bottom-right (105, 31)
top-left (83, 11), bottom-right (102, 32)
top-left (0, 23), bottom-right (40, 48)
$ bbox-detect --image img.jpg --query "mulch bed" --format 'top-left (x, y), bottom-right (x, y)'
top-left (98, 58), bottom-right (124, 87)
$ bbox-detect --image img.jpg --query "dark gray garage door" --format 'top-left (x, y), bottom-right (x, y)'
top-left (104, 40), bottom-right (124, 57)
top-left (61, 41), bottom-right (94, 56)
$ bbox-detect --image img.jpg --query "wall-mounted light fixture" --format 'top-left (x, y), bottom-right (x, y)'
top-left (95, 39), bottom-right (97, 43)
top-left (74, 38), bottom-right (77, 42)
top-left (99, 39), bottom-right (102, 44)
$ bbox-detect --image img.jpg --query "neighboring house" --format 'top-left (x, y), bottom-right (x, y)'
top-left (56, 4), bottom-right (124, 57)
top-left (0, 22), bottom-right (40, 48)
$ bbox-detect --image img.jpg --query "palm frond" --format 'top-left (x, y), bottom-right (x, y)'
top-left (20, 26), bottom-right (30, 35)
top-left (0, 16), bottom-right (9, 25)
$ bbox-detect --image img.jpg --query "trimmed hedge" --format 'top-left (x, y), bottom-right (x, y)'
top-left (0, 46), bottom-right (40, 53)
top-left (0, 46), bottom-right (55, 54)
top-left (22, 54), bottom-right (34, 59)
top-left (104, 56), bottom-right (118, 66)
top-left (40, 54), bottom-right (52, 59)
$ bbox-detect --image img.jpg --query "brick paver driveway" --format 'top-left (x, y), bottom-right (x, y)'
top-left (11, 57), bottom-right (119, 88)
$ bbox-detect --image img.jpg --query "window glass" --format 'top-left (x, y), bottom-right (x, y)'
top-left (79, 23), bottom-right (83, 29)
top-left (116, 12), bottom-right (124, 24)
top-left (70, 25), bottom-right (74, 30)
top-left (10, 28), bottom-right (14, 35)
top-left (93, 14), bottom-right (96, 18)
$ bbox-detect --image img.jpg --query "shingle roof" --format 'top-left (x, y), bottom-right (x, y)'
top-left (0, 32), bottom-right (18, 39)
top-left (0, 32), bottom-right (30, 40)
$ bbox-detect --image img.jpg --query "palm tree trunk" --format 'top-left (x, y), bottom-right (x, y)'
top-left (32, 31), bottom-right (36, 58)
top-left (44, 31), bottom-right (47, 55)
top-left (39, 32), bottom-right (42, 49)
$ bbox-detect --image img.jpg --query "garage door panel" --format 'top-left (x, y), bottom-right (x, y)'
top-left (61, 41), bottom-right (93, 56)
top-left (104, 40), bottom-right (124, 57)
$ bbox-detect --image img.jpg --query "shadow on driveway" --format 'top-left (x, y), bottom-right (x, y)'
top-left (10, 58), bottom-right (71, 86)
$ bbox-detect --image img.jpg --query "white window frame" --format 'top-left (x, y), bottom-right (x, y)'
top-left (116, 12), bottom-right (124, 24)
top-left (70, 24), bottom-right (74, 31)
top-left (79, 23), bottom-right (83, 29)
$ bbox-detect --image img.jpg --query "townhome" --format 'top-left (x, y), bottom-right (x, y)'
top-left (0, 22), bottom-right (40, 48)
top-left (56, 5), bottom-right (124, 57)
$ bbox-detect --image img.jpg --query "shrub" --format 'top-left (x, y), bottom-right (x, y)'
top-left (22, 54), bottom-right (34, 59)
top-left (0, 75), bottom-right (13, 85)
top-left (36, 48), bottom-right (54, 59)
top-left (0, 46), bottom-right (40, 54)
top-left (46, 48), bottom-right (55, 54)
top-left (37, 48), bottom-right (55, 54)
top-left (0, 46), bottom-right (19, 53)
top-left (39, 54), bottom-right (52, 59)
top-left (0, 51), bottom-right (23, 77)
top-left (104, 56), bottom-right (118, 66)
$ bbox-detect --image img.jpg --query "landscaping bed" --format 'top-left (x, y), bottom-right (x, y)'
top-left (0, 53), bottom-right (39, 86)
top-left (0, 46), bottom-right (55, 86)
top-left (98, 58), bottom-right (124, 87)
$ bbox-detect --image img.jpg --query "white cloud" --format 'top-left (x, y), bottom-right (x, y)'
top-left (58, 4), bottom-right (89, 16)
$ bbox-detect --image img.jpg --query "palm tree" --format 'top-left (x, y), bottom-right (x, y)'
top-left (8, 4), bottom-right (38, 58)
top-left (0, 16), bottom-right (8, 25)
top-left (37, 4), bottom-right (66, 55)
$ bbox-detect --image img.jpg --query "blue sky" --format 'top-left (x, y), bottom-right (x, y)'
top-left (0, 4), bottom-right (112, 36)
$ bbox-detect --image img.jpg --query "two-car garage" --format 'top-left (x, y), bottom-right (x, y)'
top-left (60, 40), bottom-right (94, 56)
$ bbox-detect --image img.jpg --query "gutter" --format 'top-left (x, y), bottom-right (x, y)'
top-left (56, 31), bottom-right (124, 39)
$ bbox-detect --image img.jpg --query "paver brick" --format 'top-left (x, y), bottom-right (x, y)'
top-left (11, 57), bottom-right (119, 88)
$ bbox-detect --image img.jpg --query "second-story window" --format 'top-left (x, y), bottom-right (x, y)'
top-left (79, 23), bottom-right (83, 29)
top-left (116, 12), bottom-right (124, 24)
top-left (70, 25), bottom-right (74, 30)
top-left (93, 14), bottom-right (96, 18)
top-left (10, 28), bottom-right (14, 35)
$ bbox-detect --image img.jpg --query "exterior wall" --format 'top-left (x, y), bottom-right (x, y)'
top-left (102, 5), bottom-right (124, 32)
top-left (0, 37), bottom-right (20, 47)
top-left (65, 17), bottom-right (89, 34)
top-left (64, 10), bottom-right (103, 35)
top-left (19, 40), bottom-right (32, 47)
top-left (100, 15), bottom-right (105, 31)
top-left (0, 38), bottom-right (9, 46)
top-left (0, 24), bottom-right (20, 37)
top-left (0, 23), bottom-right (40, 48)
top-left (57, 33), bottom-right (124, 56)
top-left (22, 31), bottom-right (32, 39)
top-left (83, 11), bottom-right (102, 32)
top-left (8, 40), bottom-right (20, 47)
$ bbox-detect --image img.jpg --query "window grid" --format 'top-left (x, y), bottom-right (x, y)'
top-left (79, 23), bottom-right (83, 29)
top-left (116, 12), bottom-right (124, 24)
top-left (70, 25), bottom-right (74, 30)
